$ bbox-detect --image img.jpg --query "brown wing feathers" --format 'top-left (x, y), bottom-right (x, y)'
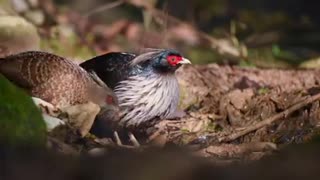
top-left (0, 51), bottom-right (92, 107)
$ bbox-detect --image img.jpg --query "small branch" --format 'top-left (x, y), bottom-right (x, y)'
top-left (218, 93), bottom-right (320, 142)
top-left (84, 0), bottom-right (125, 18)
top-left (147, 127), bottom-right (165, 143)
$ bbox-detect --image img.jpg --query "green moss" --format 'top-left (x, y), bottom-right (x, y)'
top-left (238, 59), bottom-right (256, 67)
top-left (247, 47), bottom-right (292, 68)
top-left (299, 57), bottom-right (320, 68)
top-left (187, 47), bottom-right (221, 65)
top-left (258, 87), bottom-right (270, 95)
top-left (180, 128), bottom-right (190, 133)
top-left (206, 122), bottom-right (223, 132)
top-left (0, 75), bottom-right (46, 147)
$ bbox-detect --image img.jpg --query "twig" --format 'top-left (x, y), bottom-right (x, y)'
top-left (218, 93), bottom-right (320, 142)
top-left (84, 0), bottom-right (125, 18)
top-left (147, 128), bottom-right (165, 143)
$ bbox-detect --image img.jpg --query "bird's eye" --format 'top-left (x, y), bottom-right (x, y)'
top-left (167, 55), bottom-right (182, 66)
top-left (106, 95), bottom-right (114, 104)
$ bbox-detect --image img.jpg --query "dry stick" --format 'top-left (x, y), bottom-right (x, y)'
top-left (83, 0), bottom-right (125, 18)
top-left (147, 126), bottom-right (166, 143)
top-left (218, 93), bottom-right (320, 142)
top-left (147, 130), bottom-right (161, 143)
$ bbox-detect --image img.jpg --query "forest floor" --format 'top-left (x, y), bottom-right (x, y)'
top-left (2, 0), bottom-right (320, 166)
top-left (47, 64), bottom-right (320, 165)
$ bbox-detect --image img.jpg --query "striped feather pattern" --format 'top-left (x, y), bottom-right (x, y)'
top-left (115, 72), bottom-right (179, 126)
top-left (0, 51), bottom-right (114, 109)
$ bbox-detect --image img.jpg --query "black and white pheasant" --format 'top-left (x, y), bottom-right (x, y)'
top-left (80, 49), bottom-right (191, 129)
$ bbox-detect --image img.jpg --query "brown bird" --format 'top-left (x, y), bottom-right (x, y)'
top-left (0, 51), bottom-right (119, 136)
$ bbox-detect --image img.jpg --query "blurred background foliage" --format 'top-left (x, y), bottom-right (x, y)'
top-left (1, 0), bottom-right (320, 67)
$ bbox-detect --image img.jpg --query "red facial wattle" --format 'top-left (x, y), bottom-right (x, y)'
top-left (106, 95), bottom-right (114, 104)
top-left (167, 55), bottom-right (182, 66)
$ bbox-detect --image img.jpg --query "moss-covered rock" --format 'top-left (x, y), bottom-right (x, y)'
top-left (0, 74), bottom-right (46, 147)
top-left (0, 15), bottom-right (40, 57)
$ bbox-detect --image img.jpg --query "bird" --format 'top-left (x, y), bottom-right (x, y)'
top-left (0, 51), bottom-right (120, 136)
top-left (80, 49), bottom-right (191, 130)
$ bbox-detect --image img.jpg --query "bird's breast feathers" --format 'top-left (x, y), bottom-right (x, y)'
top-left (114, 73), bottom-right (179, 126)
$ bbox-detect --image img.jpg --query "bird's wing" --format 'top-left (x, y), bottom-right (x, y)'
top-left (0, 57), bottom-right (34, 90)
top-left (0, 51), bottom-right (69, 91)
top-left (80, 52), bottom-right (136, 89)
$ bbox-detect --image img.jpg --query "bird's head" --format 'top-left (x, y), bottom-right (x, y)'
top-left (97, 91), bottom-right (120, 125)
top-left (89, 91), bottom-right (121, 137)
top-left (87, 71), bottom-right (120, 123)
top-left (131, 49), bottom-right (191, 73)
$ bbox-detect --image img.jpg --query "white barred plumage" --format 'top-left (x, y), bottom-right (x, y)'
top-left (115, 72), bottom-right (179, 126)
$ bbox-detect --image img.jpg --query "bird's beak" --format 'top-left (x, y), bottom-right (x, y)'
top-left (178, 58), bottom-right (192, 65)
